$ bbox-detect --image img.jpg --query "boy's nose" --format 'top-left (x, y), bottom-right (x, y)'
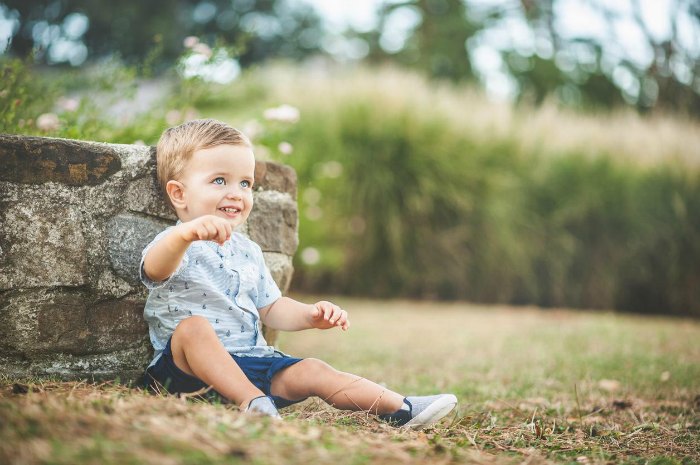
top-left (226, 186), bottom-right (242, 199)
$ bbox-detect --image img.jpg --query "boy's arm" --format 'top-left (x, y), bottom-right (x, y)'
top-left (143, 215), bottom-right (232, 282)
top-left (259, 297), bottom-right (349, 332)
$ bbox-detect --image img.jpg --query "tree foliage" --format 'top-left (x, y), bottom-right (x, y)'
top-left (1, 0), bottom-right (698, 114)
top-left (362, 0), bottom-right (700, 116)
top-left (1, 0), bottom-right (323, 68)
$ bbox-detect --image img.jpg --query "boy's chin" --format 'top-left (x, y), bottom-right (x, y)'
top-left (221, 215), bottom-right (247, 229)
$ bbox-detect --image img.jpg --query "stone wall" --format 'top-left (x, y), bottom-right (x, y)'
top-left (0, 135), bottom-right (298, 381)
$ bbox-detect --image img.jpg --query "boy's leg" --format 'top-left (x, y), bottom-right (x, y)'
top-left (170, 315), bottom-right (264, 408)
top-left (270, 358), bottom-right (404, 414)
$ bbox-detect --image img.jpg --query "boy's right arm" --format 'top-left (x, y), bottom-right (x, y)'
top-left (143, 215), bottom-right (233, 283)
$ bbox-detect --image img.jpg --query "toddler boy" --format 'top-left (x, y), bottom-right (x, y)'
top-left (141, 119), bottom-right (457, 428)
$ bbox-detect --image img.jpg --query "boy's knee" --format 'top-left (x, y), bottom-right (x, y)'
top-left (298, 358), bottom-right (336, 376)
top-left (174, 315), bottom-right (214, 340)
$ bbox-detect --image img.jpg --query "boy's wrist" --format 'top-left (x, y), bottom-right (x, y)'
top-left (307, 303), bottom-right (319, 327)
top-left (174, 222), bottom-right (195, 244)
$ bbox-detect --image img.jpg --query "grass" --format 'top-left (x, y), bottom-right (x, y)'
top-left (1, 298), bottom-right (698, 464)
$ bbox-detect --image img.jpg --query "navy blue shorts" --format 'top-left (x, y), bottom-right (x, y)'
top-left (143, 336), bottom-right (304, 408)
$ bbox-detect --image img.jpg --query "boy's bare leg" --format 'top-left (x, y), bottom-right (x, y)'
top-left (270, 358), bottom-right (404, 414)
top-left (169, 315), bottom-right (264, 408)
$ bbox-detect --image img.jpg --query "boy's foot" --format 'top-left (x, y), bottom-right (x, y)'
top-left (379, 394), bottom-right (457, 429)
top-left (244, 395), bottom-right (281, 419)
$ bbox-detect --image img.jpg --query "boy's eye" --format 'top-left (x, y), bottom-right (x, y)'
top-left (213, 177), bottom-right (226, 185)
top-left (240, 180), bottom-right (251, 188)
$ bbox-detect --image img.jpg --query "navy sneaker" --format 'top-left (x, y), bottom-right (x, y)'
top-left (379, 394), bottom-right (457, 429)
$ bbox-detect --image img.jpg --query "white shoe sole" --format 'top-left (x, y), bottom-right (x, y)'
top-left (403, 394), bottom-right (457, 429)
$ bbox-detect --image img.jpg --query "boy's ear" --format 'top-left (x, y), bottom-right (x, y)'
top-left (166, 180), bottom-right (186, 210)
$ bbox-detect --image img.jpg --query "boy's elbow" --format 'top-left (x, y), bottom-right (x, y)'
top-left (143, 262), bottom-right (170, 283)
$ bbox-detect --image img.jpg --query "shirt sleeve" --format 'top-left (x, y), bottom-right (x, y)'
top-left (253, 243), bottom-right (282, 309)
top-left (139, 227), bottom-right (190, 290)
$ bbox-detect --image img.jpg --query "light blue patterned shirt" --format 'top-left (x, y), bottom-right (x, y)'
top-left (140, 224), bottom-right (282, 367)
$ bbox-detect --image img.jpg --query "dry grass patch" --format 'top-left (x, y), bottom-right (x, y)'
top-left (1, 381), bottom-right (498, 465)
top-left (2, 299), bottom-right (698, 464)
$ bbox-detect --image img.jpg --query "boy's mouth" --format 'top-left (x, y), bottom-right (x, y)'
top-left (219, 207), bottom-right (242, 217)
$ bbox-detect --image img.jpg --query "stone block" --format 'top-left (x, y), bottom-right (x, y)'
top-left (0, 288), bottom-right (89, 356)
top-left (0, 201), bottom-right (88, 290)
top-left (254, 161), bottom-right (297, 197)
top-left (107, 213), bottom-right (172, 286)
top-left (125, 175), bottom-right (177, 220)
top-left (263, 252), bottom-right (294, 293)
top-left (248, 191), bottom-right (299, 255)
top-left (0, 134), bottom-right (298, 381)
top-left (0, 135), bottom-right (121, 185)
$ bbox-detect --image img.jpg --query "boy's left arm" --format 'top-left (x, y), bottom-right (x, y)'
top-left (258, 297), bottom-right (350, 332)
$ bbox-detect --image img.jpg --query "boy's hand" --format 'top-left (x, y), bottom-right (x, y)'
top-left (310, 301), bottom-right (350, 331)
top-left (177, 215), bottom-right (232, 246)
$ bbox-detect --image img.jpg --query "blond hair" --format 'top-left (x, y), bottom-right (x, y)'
top-left (156, 119), bottom-right (251, 210)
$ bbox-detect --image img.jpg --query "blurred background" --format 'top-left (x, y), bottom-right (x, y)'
top-left (1, 0), bottom-right (699, 316)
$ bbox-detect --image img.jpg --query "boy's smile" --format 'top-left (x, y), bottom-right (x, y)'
top-left (173, 144), bottom-right (256, 228)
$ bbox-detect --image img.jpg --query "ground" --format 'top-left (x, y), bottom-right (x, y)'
top-left (1, 297), bottom-right (698, 464)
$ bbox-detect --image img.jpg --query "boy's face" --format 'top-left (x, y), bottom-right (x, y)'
top-left (171, 144), bottom-right (256, 229)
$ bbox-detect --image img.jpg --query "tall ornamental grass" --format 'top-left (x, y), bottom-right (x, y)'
top-left (251, 65), bottom-right (700, 316)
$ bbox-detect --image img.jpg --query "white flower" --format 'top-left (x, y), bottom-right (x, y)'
top-left (57, 97), bottom-right (79, 112)
top-left (303, 187), bottom-right (321, 204)
top-left (305, 205), bottom-right (323, 221)
top-left (278, 141), bottom-right (293, 155)
top-left (319, 160), bottom-right (343, 178)
top-left (192, 42), bottom-right (213, 59)
top-left (36, 113), bottom-right (60, 132)
top-left (183, 36), bottom-right (200, 49)
top-left (165, 110), bottom-right (182, 125)
top-left (300, 247), bottom-right (321, 265)
top-left (263, 104), bottom-right (300, 123)
top-left (241, 119), bottom-right (263, 140)
top-left (183, 108), bottom-right (199, 121)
